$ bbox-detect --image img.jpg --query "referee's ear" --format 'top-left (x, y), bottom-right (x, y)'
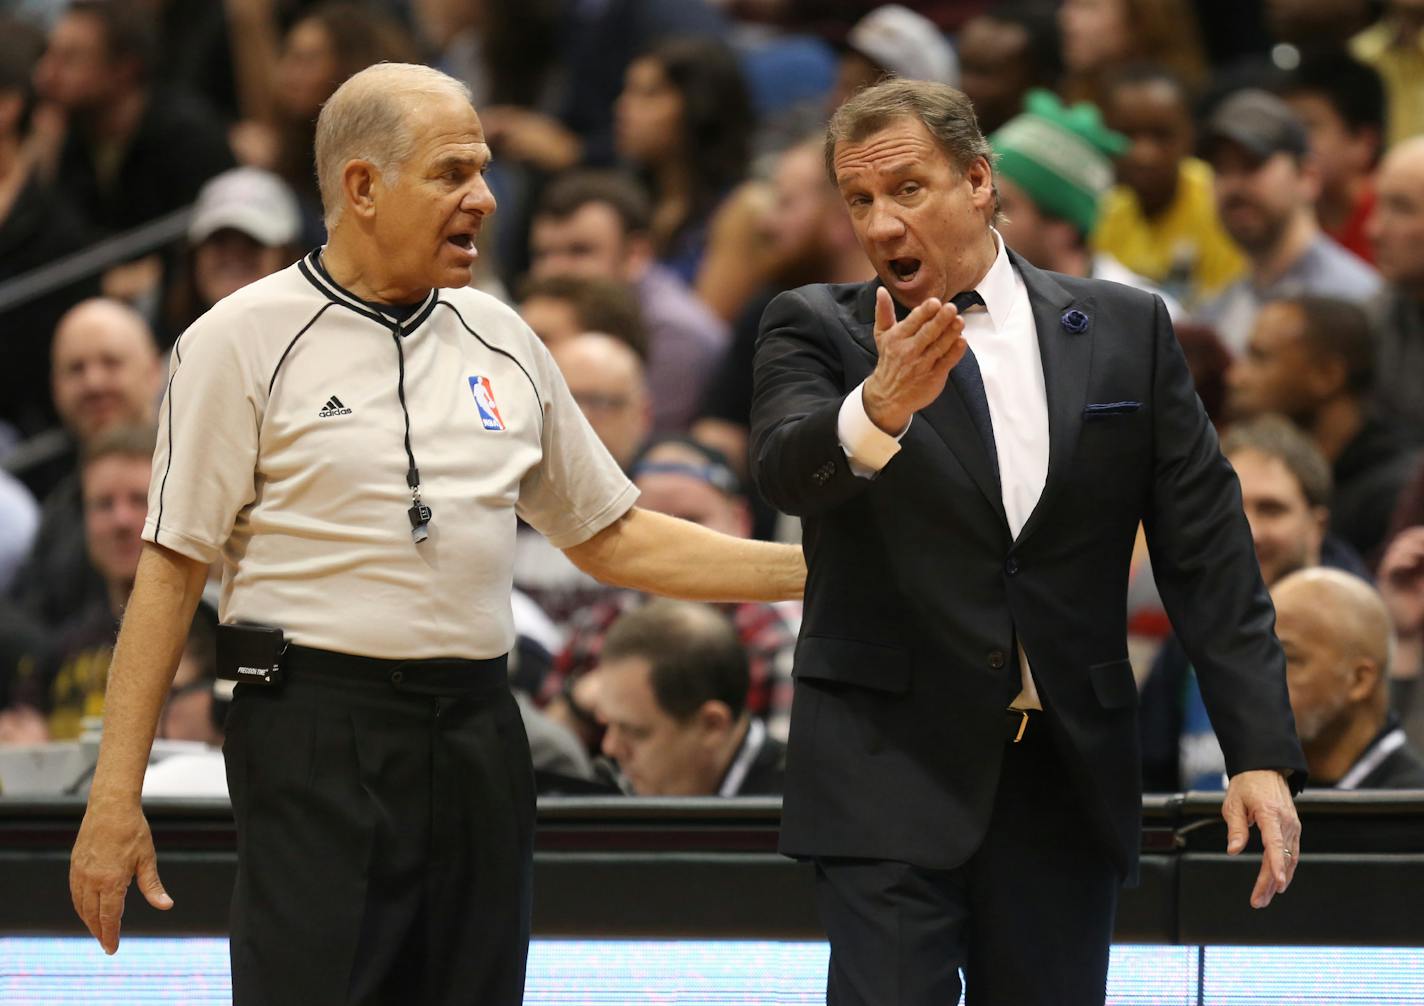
top-left (341, 159), bottom-right (380, 222)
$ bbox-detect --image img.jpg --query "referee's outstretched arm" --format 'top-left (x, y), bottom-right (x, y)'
top-left (563, 506), bottom-right (805, 603)
top-left (68, 542), bottom-right (207, 954)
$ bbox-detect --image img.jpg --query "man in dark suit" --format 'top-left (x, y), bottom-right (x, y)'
top-left (750, 78), bottom-right (1307, 1005)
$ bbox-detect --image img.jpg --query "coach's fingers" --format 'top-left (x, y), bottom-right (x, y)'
top-left (873, 287), bottom-right (894, 348)
top-left (1250, 855), bottom-right (1279, 910)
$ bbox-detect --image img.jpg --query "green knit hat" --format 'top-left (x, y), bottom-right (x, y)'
top-left (989, 89), bottom-right (1128, 237)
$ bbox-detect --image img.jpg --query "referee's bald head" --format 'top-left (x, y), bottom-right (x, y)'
top-left (314, 62), bottom-right (472, 230)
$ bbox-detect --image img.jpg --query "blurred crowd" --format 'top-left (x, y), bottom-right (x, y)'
top-left (3, 0), bottom-right (1424, 799)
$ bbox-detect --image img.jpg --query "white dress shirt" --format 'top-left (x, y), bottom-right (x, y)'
top-left (837, 232), bottom-right (1048, 708)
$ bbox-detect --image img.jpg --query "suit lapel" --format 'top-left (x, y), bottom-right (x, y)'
top-left (842, 279), bottom-right (1008, 526)
top-left (1009, 251), bottom-right (1092, 549)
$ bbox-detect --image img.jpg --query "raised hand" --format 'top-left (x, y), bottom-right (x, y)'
top-left (862, 287), bottom-right (967, 435)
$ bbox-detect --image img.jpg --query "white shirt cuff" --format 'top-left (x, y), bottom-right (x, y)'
top-left (837, 381), bottom-right (910, 478)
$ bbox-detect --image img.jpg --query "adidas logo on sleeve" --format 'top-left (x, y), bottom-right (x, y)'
top-left (318, 395), bottom-right (352, 418)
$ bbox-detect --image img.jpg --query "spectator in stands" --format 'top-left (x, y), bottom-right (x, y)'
top-left (956, 4), bottom-right (1062, 135)
top-left (471, 1), bottom-right (727, 177)
top-left (587, 599), bottom-right (786, 796)
top-left (1366, 137), bottom-right (1424, 445)
top-left (31, 0), bottom-right (233, 235)
top-left (1379, 527), bottom-right (1424, 744)
top-left (1096, 66), bottom-right (1246, 310)
top-left (462, 0), bottom-right (727, 280)
top-left (1226, 295), bottom-right (1417, 561)
top-left (0, 603), bottom-right (45, 745)
top-left (1140, 415), bottom-right (1363, 791)
top-left (230, 2), bottom-right (416, 243)
top-left (1279, 49), bottom-right (1387, 265)
top-left (614, 36), bottom-right (753, 285)
top-left (544, 437), bottom-right (798, 746)
top-left (517, 273), bottom-right (647, 357)
top-left (1273, 567), bottom-right (1424, 788)
top-left (513, 331), bottom-right (650, 637)
top-left (9, 299), bottom-right (161, 630)
top-left (163, 167), bottom-right (301, 344)
top-left (694, 136), bottom-right (876, 489)
top-left (829, 6), bottom-right (958, 110)
top-left (550, 333), bottom-right (651, 473)
top-left (6, 424), bottom-right (153, 741)
top-left (1351, 0), bottom-right (1424, 149)
top-left (0, 17), bottom-right (99, 438)
top-left (1200, 89), bottom-right (1382, 354)
top-left (990, 89), bottom-right (1182, 317)
top-left (1058, 0), bottom-right (1207, 110)
top-left (528, 170), bottom-right (726, 432)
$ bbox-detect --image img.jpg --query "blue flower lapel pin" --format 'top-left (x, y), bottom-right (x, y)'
top-left (1061, 309), bottom-right (1089, 334)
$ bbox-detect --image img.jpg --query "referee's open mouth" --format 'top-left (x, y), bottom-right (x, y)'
top-left (445, 231), bottom-right (479, 262)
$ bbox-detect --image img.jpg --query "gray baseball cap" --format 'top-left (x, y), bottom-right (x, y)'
top-left (188, 167), bottom-right (302, 247)
top-left (845, 5), bottom-right (959, 86)
top-left (1202, 89), bottom-right (1309, 163)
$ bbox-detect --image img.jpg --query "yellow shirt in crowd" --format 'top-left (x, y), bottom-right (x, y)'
top-left (1352, 20), bottom-right (1424, 150)
top-left (1094, 157), bottom-right (1247, 310)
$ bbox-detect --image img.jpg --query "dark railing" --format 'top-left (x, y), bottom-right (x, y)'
top-left (2, 792), bottom-right (1423, 944)
top-left (0, 207), bottom-right (192, 315)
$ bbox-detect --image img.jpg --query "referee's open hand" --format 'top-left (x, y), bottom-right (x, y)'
top-left (70, 797), bottom-right (173, 954)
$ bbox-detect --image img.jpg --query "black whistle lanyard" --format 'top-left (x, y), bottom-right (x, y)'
top-left (389, 324), bottom-right (433, 543)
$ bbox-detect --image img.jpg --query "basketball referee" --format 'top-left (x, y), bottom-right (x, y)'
top-left (68, 63), bottom-right (805, 1005)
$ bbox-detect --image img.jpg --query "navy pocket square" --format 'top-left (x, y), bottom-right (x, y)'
top-left (1082, 401), bottom-right (1142, 418)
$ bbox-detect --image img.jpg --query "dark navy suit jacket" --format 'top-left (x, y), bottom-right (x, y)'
top-left (749, 250), bottom-right (1307, 881)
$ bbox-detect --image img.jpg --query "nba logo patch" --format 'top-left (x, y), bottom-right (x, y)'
top-left (468, 376), bottom-right (506, 431)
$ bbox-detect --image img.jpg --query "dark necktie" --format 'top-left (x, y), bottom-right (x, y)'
top-left (949, 292), bottom-right (1021, 705)
top-left (947, 291), bottom-right (998, 485)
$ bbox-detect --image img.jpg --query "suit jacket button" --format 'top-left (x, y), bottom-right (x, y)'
top-left (987, 650), bottom-right (1007, 670)
top-left (1005, 557), bottom-right (1019, 576)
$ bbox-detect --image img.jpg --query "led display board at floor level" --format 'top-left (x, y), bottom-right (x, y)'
top-left (2, 939), bottom-right (1423, 1004)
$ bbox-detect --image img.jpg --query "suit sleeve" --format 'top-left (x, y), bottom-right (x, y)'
top-left (1141, 295), bottom-right (1308, 792)
top-left (749, 289), bottom-right (878, 519)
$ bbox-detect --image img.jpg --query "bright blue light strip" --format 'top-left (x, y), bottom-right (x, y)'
top-left (1205, 946), bottom-right (1424, 1004)
top-left (1, 939), bottom-right (1421, 1004)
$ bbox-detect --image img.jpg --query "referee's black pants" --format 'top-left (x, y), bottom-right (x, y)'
top-left (223, 646), bottom-right (535, 1006)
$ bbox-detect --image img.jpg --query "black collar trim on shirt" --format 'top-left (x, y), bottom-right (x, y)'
top-left (298, 249), bottom-right (440, 335)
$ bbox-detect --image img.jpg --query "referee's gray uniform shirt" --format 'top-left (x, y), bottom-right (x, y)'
top-left (143, 250), bottom-right (638, 656)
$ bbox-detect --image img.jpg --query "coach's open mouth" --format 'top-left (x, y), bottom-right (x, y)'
top-left (889, 257), bottom-right (921, 283)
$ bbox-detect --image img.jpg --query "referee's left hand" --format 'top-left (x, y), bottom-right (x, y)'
top-left (1222, 769), bottom-right (1300, 909)
top-left (70, 797), bottom-right (173, 954)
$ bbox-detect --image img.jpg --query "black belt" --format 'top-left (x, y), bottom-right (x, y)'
top-left (282, 643), bottom-right (508, 695)
top-left (1005, 708), bottom-right (1040, 743)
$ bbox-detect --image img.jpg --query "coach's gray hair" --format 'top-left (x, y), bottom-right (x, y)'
top-left (314, 62), bottom-right (472, 230)
top-left (825, 78), bottom-right (1000, 218)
